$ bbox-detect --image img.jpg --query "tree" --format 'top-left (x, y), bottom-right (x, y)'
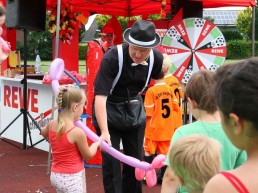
top-left (96, 15), bottom-right (140, 32)
top-left (204, 16), bottom-right (215, 23)
top-left (235, 7), bottom-right (258, 41)
top-left (96, 14), bottom-right (163, 33)
top-left (28, 30), bottom-right (52, 60)
top-left (17, 15), bottom-right (53, 61)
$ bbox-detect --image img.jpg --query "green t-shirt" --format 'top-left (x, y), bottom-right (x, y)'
top-left (165, 121), bottom-right (247, 193)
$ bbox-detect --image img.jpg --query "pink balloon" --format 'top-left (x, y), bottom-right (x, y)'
top-left (146, 169), bottom-right (157, 187)
top-left (0, 27), bottom-right (11, 64)
top-left (49, 58), bottom-right (165, 187)
top-left (51, 80), bottom-right (60, 97)
top-left (49, 58), bottom-right (64, 81)
top-left (75, 120), bottom-right (150, 170)
top-left (135, 164), bottom-right (146, 180)
top-left (151, 154), bottom-right (166, 169)
top-left (0, 37), bottom-right (11, 53)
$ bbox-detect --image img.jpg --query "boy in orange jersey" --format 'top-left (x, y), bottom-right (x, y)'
top-left (156, 45), bottom-right (184, 128)
top-left (163, 68), bottom-right (184, 129)
top-left (143, 54), bottom-right (180, 184)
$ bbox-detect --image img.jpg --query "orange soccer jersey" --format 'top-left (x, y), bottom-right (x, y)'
top-left (163, 74), bottom-right (183, 129)
top-left (163, 74), bottom-right (184, 103)
top-left (144, 82), bottom-right (180, 141)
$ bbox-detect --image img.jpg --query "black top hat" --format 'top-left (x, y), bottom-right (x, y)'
top-left (123, 20), bottom-right (161, 48)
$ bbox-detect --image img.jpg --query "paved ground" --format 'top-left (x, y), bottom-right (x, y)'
top-left (0, 138), bottom-right (162, 193)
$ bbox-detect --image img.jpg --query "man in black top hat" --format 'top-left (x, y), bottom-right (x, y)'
top-left (93, 20), bottom-right (163, 193)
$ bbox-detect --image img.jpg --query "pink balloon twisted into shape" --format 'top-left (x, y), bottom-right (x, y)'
top-left (0, 27), bottom-right (11, 64)
top-left (49, 58), bottom-right (166, 187)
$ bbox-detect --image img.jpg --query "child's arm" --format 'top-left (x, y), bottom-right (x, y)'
top-left (40, 122), bottom-right (50, 139)
top-left (88, 140), bottom-right (102, 157)
top-left (73, 127), bottom-right (101, 160)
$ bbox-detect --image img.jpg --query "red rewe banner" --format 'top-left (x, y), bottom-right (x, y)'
top-left (3, 85), bottom-right (39, 113)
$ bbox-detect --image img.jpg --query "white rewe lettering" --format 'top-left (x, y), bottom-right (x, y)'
top-left (202, 24), bottom-right (211, 36)
top-left (211, 49), bottom-right (224, 54)
top-left (178, 24), bottom-right (186, 36)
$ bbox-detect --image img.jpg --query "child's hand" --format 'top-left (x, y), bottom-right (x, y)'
top-left (100, 131), bottom-right (111, 146)
top-left (39, 120), bottom-right (44, 127)
top-left (89, 140), bottom-right (102, 155)
top-left (95, 140), bottom-right (102, 150)
top-left (93, 140), bottom-right (102, 152)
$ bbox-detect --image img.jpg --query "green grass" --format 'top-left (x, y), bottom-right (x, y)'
top-left (223, 59), bottom-right (242, 65)
top-left (26, 60), bottom-right (86, 74)
top-left (26, 59), bottom-right (240, 75)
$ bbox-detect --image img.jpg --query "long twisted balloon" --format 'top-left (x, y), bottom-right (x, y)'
top-left (49, 58), bottom-right (166, 187)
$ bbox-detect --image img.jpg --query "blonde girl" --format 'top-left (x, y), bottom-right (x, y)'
top-left (41, 84), bottom-right (101, 193)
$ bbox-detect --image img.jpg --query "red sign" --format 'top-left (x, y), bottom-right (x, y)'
top-left (4, 85), bottom-right (39, 113)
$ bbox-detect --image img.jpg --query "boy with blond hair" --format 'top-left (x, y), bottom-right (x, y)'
top-left (169, 134), bottom-right (221, 193)
top-left (163, 65), bottom-right (184, 129)
top-left (144, 54), bottom-right (180, 183)
top-left (161, 70), bottom-right (246, 193)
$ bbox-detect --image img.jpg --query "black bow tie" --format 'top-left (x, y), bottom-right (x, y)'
top-left (131, 61), bottom-right (148, 66)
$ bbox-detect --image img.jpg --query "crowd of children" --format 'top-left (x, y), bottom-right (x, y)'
top-left (1, 1), bottom-right (257, 192)
top-left (161, 69), bottom-right (247, 193)
top-left (42, 40), bottom-right (258, 193)
top-left (10, 14), bottom-right (252, 192)
top-left (41, 56), bottom-right (258, 193)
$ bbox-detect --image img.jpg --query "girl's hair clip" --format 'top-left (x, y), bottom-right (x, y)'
top-left (58, 109), bottom-right (61, 113)
top-left (64, 86), bottom-right (69, 91)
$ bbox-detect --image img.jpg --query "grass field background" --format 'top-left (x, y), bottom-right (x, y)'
top-left (27, 60), bottom-right (86, 74)
top-left (28, 59), bottom-right (239, 75)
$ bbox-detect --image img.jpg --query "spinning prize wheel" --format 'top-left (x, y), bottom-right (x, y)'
top-left (161, 18), bottom-right (227, 83)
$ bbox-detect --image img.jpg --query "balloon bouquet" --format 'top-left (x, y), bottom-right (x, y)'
top-left (49, 58), bottom-right (166, 187)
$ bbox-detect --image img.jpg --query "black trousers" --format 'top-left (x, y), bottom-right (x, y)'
top-left (101, 124), bottom-right (145, 193)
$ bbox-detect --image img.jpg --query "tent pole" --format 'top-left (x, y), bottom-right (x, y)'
top-left (54, 0), bottom-right (62, 58)
top-left (47, 0), bottom-right (62, 175)
top-left (252, 6), bottom-right (255, 57)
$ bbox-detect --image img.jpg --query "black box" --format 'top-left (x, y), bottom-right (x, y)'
top-left (6, 0), bottom-right (46, 31)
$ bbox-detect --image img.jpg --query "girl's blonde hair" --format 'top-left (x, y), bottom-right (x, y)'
top-left (169, 134), bottom-right (221, 192)
top-left (56, 84), bottom-right (85, 139)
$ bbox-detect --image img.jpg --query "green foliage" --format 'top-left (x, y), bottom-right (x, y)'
top-left (96, 15), bottom-right (112, 29)
top-left (17, 31), bottom-right (53, 61)
top-left (235, 7), bottom-right (258, 41)
top-left (204, 16), bottom-right (215, 23)
top-left (148, 14), bottom-right (162, 20)
top-left (96, 15), bottom-right (141, 32)
top-left (79, 25), bottom-right (86, 42)
top-left (221, 29), bottom-right (243, 41)
top-left (17, 18), bottom-right (53, 61)
top-left (236, 8), bottom-right (252, 40)
top-left (79, 43), bottom-right (88, 60)
top-left (18, 31), bottom-right (88, 61)
top-left (95, 14), bottom-right (165, 33)
top-left (28, 30), bottom-right (53, 60)
top-left (226, 40), bottom-right (258, 59)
